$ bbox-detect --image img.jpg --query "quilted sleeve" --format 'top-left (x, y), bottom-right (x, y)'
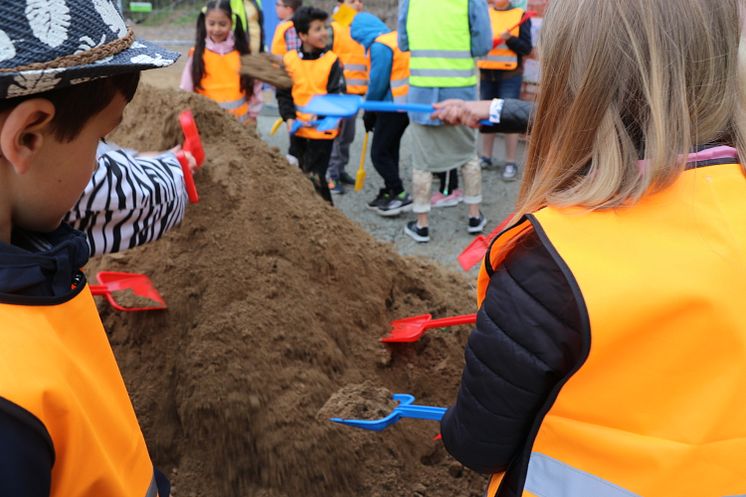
top-left (441, 230), bottom-right (584, 474)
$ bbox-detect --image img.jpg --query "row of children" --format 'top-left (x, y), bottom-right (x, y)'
top-left (177, 0), bottom-right (532, 242)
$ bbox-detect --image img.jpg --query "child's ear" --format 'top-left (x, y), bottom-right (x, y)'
top-left (298, 31), bottom-right (309, 43)
top-left (0, 99), bottom-right (55, 175)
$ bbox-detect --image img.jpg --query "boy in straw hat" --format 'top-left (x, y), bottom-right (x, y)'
top-left (0, 1), bottom-right (179, 495)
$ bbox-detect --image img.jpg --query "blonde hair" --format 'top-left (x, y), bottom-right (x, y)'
top-left (516, 0), bottom-right (746, 218)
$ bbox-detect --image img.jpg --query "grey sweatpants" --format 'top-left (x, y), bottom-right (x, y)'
top-left (326, 114), bottom-right (357, 180)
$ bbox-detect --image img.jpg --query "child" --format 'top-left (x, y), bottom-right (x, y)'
top-left (477, 0), bottom-right (532, 181)
top-left (180, 0), bottom-right (262, 125)
top-left (435, 0), bottom-right (746, 496)
top-left (0, 1), bottom-right (179, 495)
top-left (270, 0), bottom-right (303, 55)
top-left (327, 0), bottom-right (367, 194)
top-left (277, 6), bottom-right (344, 204)
top-left (350, 13), bottom-right (412, 216)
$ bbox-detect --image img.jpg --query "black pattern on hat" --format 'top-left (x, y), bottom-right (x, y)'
top-left (0, 0), bottom-right (179, 98)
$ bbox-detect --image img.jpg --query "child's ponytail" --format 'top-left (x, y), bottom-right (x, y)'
top-left (191, 7), bottom-right (209, 92)
top-left (232, 13), bottom-right (256, 99)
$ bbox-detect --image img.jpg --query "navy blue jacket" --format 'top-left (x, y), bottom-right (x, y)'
top-left (440, 228), bottom-right (584, 496)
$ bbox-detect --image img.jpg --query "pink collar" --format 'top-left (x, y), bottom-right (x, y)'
top-left (205, 32), bottom-right (235, 55)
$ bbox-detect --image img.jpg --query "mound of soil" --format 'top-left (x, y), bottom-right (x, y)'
top-left (91, 85), bottom-right (486, 497)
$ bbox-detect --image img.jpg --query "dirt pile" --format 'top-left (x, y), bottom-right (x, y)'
top-left (92, 85), bottom-right (486, 497)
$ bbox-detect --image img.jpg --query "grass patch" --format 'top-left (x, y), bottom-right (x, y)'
top-left (134, 5), bottom-right (202, 27)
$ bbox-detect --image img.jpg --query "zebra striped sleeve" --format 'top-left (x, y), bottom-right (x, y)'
top-left (65, 149), bottom-right (188, 256)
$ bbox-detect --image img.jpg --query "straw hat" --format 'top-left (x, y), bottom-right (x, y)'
top-left (0, 0), bottom-right (179, 98)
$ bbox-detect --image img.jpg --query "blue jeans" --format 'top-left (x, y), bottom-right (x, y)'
top-left (479, 70), bottom-right (523, 134)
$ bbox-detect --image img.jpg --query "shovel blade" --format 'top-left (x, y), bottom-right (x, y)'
top-left (96, 271), bottom-right (167, 312)
top-left (381, 314), bottom-right (433, 343)
top-left (300, 94), bottom-right (363, 118)
top-left (457, 235), bottom-right (490, 272)
top-left (179, 110), bottom-right (205, 168)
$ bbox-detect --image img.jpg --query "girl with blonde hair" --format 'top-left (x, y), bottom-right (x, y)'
top-left (435, 0), bottom-right (746, 495)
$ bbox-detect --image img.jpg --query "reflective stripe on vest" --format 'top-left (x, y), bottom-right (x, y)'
top-left (478, 8), bottom-right (522, 70)
top-left (406, 0), bottom-right (476, 87)
top-left (194, 48), bottom-right (250, 122)
top-left (479, 161), bottom-right (746, 497)
top-left (283, 50), bottom-right (340, 139)
top-left (374, 31), bottom-right (410, 103)
top-left (331, 21), bottom-right (369, 95)
top-left (0, 287), bottom-right (156, 497)
top-left (271, 20), bottom-right (294, 55)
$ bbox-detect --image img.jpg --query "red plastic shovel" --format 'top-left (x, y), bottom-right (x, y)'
top-left (491, 11), bottom-right (537, 49)
top-left (381, 313), bottom-right (477, 343)
top-left (176, 110), bottom-right (205, 204)
top-left (89, 271), bottom-right (167, 312)
top-left (457, 213), bottom-right (514, 272)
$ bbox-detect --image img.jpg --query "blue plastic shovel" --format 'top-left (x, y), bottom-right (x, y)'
top-left (299, 94), bottom-right (493, 125)
top-left (329, 393), bottom-right (446, 432)
top-left (289, 116), bottom-right (341, 135)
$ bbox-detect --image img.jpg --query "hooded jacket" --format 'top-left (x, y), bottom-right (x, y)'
top-left (350, 13), bottom-right (393, 102)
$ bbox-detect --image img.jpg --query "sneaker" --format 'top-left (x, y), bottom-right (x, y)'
top-left (377, 191), bottom-right (413, 217)
top-left (339, 172), bottom-right (356, 185)
top-left (286, 154), bottom-right (299, 167)
top-left (431, 188), bottom-right (464, 208)
top-left (367, 188), bottom-right (390, 210)
top-left (502, 163), bottom-right (518, 182)
top-left (328, 178), bottom-right (345, 195)
top-left (467, 212), bottom-right (487, 234)
top-left (479, 156), bottom-right (493, 169)
top-left (404, 221), bottom-right (430, 243)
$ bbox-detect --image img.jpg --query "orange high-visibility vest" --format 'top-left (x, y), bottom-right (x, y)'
top-left (271, 20), bottom-right (294, 55)
top-left (0, 287), bottom-right (158, 497)
top-left (283, 50), bottom-right (340, 140)
top-left (373, 31), bottom-right (410, 103)
top-left (191, 48), bottom-right (250, 123)
top-left (331, 21), bottom-right (369, 95)
top-left (477, 162), bottom-right (746, 497)
top-left (478, 8), bottom-right (523, 71)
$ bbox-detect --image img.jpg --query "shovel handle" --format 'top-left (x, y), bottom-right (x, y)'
top-left (176, 151), bottom-right (199, 204)
top-left (396, 405), bottom-right (447, 421)
top-left (491, 11), bottom-right (537, 48)
top-left (360, 101), bottom-right (494, 126)
top-left (88, 285), bottom-right (109, 295)
top-left (424, 313), bottom-right (477, 330)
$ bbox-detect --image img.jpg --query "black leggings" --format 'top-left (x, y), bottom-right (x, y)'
top-left (289, 135), bottom-right (334, 205)
top-left (435, 169), bottom-right (459, 194)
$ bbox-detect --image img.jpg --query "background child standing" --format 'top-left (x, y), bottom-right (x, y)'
top-left (277, 6), bottom-right (344, 204)
top-left (327, 0), bottom-right (367, 194)
top-left (271, 0), bottom-right (303, 55)
top-left (180, 0), bottom-right (263, 125)
top-left (477, 0), bottom-right (532, 181)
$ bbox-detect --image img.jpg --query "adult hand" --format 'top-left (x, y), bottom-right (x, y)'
top-left (433, 99), bottom-right (492, 128)
top-left (362, 111), bottom-right (377, 132)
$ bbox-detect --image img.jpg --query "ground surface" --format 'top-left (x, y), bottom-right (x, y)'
top-left (134, 22), bottom-right (523, 276)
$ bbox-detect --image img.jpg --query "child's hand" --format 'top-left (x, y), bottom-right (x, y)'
top-left (500, 30), bottom-right (512, 41)
top-left (170, 145), bottom-right (198, 173)
top-left (286, 119), bottom-right (295, 132)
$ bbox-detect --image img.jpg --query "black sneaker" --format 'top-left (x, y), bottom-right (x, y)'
top-left (367, 188), bottom-right (390, 210)
top-left (339, 172), bottom-right (356, 185)
top-left (404, 221), bottom-right (430, 242)
top-left (467, 212), bottom-right (487, 234)
top-left (377, 191), bottom-right (413, 217)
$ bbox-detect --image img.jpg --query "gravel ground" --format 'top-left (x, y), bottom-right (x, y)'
top-left (135, 25), bottom-right (524, 276)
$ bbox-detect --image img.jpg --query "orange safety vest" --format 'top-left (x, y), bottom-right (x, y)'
top-left (0, 287), bottom-right (158, 497)
top-left (283, 50), bottom-right (340, 140)
top-left (331, 21), bottom-right (369, 95)
top-left (478, 8), bottom-right (523, 71)
top-left (271, 20), bottom-right (294, 56)
top-left (373, 31), bottom-right (410, 103)
top-left (477, 162), bottom-right (746, 497)
top-left (191, 48), bottom-right (251, 123)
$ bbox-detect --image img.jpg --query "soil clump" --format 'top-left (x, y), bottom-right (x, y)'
top-left (90, 85), bottom-right (487, 497)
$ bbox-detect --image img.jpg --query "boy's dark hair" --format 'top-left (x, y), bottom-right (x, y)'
top-left (284, 0), bottom-right (303, 11)
top-left (0, 72), bottom-right (141, 143)
top-left (192, 0), bottom-right (255, 96)
top-left (292, 6), bottom-right (328, 35)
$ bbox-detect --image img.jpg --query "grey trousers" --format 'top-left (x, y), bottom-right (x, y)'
top-left (327, 114), bottom-right (357, 180)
